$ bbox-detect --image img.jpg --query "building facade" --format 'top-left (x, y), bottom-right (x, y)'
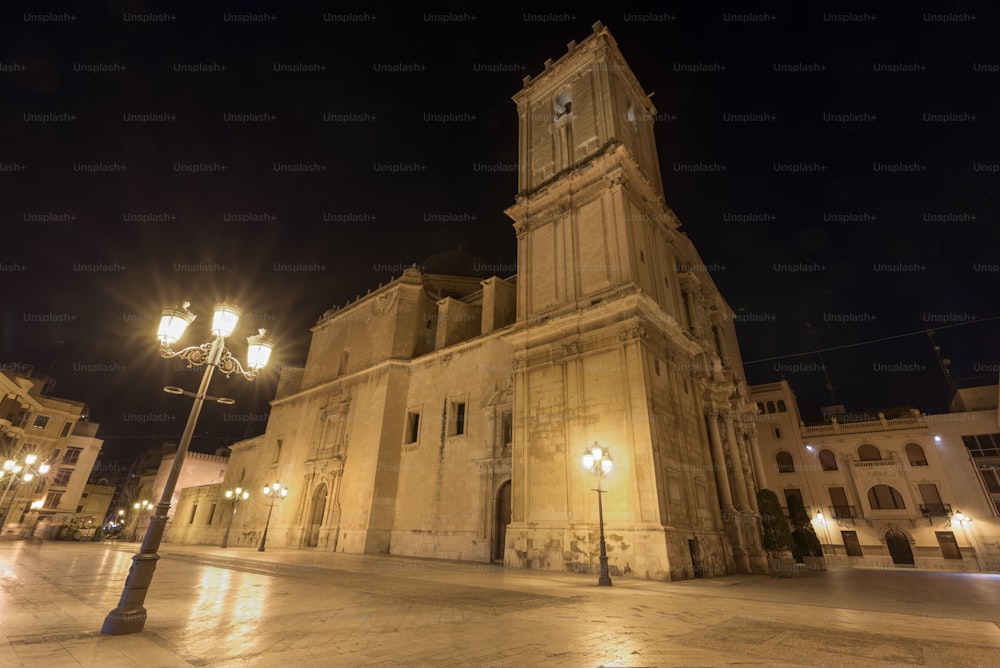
top-left (752, 380), bottom-right (1000, 572)
top-left (166, 23), bottom-right (766, 581)
top-left (1, 366), bottom-right (103, 535)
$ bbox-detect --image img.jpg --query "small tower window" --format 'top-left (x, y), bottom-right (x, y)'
top-left (626, 102), bottom-right (637, 126)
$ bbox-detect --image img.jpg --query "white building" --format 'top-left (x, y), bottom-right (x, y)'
top-left (752, 380), bottom-right (1000, 571)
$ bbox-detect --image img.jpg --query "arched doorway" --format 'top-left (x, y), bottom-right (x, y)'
top-left (885, 528), bottom-right (914, 565)
top-left (305, 483), bottom-right (327, 548)
top-left (494, 481), bottom-right (511, 562)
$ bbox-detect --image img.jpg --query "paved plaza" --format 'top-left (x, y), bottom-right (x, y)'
top-left (1, 539), bottom-right (999, 667)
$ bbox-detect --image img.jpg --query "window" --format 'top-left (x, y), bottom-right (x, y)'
top-left (501, 411), bottom-right (512, 448)
top-left (829, 487), bottom-right (853, 519)
top-left (60, 421), bottom-right (73, 438)
top-left (776, 400), bottom-right (786, 412)
top-left (961, 434), bottom-right (1000, 458)
top-left (766, 401), bottom-right (776, 414)
top-left (936, 532), bottom-right (963, 559)
top-left (654, 359), bottom-right (660, 376)
top-left (868, 484), bottom-right (905, 509)
top-left (405, 412), bottom-right (420, 444)
top-left (639, 250), bottom-right (645, 263)
top-left (857, 444), bottom-right (881, 461)
top-left (905, 443), bottom-right (927, 466)
top-left (207, 503), bottom-right (217, 524)
top-left (62, 448), bottom-right (82, 464)
top-left (448, 401), bottom-right (466, 437)
top-left (978, 464), bottom-right (1000, 493)
top-left (842, 531), bottom-right (863, 557)
top-left (782, 488), bottom-right (803, 506)
top-left (773, 427), bottom-right (782, 440)
top-left (339, 351), bottom-right (350, 375)
top-left (189, 505), bottom-right (198, 524)
top-left (45, 492), bottom-right (63, 509)
top-left (32, 415), bottom-right (50, 429)
top-left (775, 452), bottom-right (795, 473)
top-left (819, 449), bottom-right (838, 471)
top-left (553, 90), bottom-right (572, 120)
top-left (756, 402), bottom-right (765, 414)
top-left (52, 469), bottom-right (72, 487)
top-left (76, 505), bottom-right (84, 513)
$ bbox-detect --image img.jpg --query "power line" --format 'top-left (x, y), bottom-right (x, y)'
top-left (744, 316), bottom-right (1000, 365)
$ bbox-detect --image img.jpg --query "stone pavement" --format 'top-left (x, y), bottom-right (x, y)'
top-left (2, 539), bottom-right (999, 667)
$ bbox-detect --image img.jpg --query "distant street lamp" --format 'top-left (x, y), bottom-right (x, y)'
top-left (102, 302), bottom-right (274, 636)
top-left (582, 442), bottom-right (613, 586)
top-left (0, 454), bottom-right (51, 531)
top-left (221, 486), bottom-right (250, 548)
top-left (130, 500), bottom-right (153, 542)
top-left (258, 481), bottom-right (288, 552)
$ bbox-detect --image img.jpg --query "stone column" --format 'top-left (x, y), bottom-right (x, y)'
top-left (724, 412), bottom-right (752, 511)
top-left (706, 410), bottom-right (734, 510)
top-left (748, 426), bottom-right (767, 495)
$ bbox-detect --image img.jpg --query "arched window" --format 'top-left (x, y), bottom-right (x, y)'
top-left (868, 484), bottom-right (905, 509)
top-left (756, 402), bottom-right (765, 415)
top-left (766, 401), bottom-right (776, 414)
top-left (776, 400), bottom-right (787, 412)
top-left (905, 443), bottom-right (927, 466)
top-left (858, 444), bottom-right (881, 461)
top-left (774, 427), bottom-right (782, 440)
top-left (776, 451), bottom-right (795, 473)
top-left (819, 449), bottom-right (838, 471)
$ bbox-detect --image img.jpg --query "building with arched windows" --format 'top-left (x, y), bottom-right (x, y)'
top-left (162, 23), bottom-right (766, 581)
top-left (751, 379), bottom-right (1000, 572)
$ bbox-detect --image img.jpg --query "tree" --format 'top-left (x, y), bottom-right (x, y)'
top-left (787, 493), bottom-right (823, 561)
top-left (756, 489), bottom-right (793, 558)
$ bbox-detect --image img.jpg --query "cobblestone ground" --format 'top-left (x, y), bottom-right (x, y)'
top-left (2, 540), bottom-right (999, 667)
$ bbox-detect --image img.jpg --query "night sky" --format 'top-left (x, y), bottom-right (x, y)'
top-left (2, 5), bottom-right (998, 462)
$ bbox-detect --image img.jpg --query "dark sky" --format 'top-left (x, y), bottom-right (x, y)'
top-left (2, 5), bottom-right (998, 461)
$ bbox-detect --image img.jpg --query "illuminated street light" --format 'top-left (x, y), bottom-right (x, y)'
top-left (582, 442), bottom-right (613, 586)
top-left (102, 302), bottom-right (275, 636)
top-left (0, 454), bottom-right (51, 531)
top-left (221, 486), bottom-right (250, 548)
top-left (258, 482), bottom-right (288, 552)
top-left (952, 510), bottom-right (986, 570)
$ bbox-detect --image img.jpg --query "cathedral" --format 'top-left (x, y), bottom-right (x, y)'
top-left (169, 21), bottom-right (767, 581)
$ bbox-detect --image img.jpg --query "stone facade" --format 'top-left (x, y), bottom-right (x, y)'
top-left (165, 22), bottom-right (765, 581)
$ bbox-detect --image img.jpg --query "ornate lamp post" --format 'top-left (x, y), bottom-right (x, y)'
top-left (582, 442), bottom-right (613, 586)
top-left (221, 486), bottom-right (250, 548)
top-left (258, 481), bottom-right (288, 552)
top-left (0, 455), bottom-right (50, 531)
top-left (102, 302), bottom-right (274, 636)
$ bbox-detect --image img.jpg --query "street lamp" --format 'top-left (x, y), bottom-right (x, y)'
top-left (0, 454), bottom-right (50, 531)
top-left (258, 481), bottom-right (288, 552)
top-left (815, 511), bottom-right (835, 556)
top-left (221, 486), bottom-right (250, 548)
top-left (102, 302), bottom-right (275, 636)
top-left (130, 500), bottom-right (152, 542)
top-left (582, 442), bottom-right (613, 586)
top-left (952, 510), bottom-right (986, 570)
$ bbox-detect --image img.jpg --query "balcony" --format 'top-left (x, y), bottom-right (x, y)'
top-left (801, 411), bottom-right (926, 437)
top-left (830, 504), bottom-right (858, 520)
top-left (920, 503), bottom-right (952, 520)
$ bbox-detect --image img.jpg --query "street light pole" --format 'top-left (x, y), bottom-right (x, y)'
top-left (102, 302), bottom-right (274, 636)
top-left (582, 442), bottom-right (613, 586)
top-left (221, 486), bottom-right (249, 548)
top-left (258, 481), bottom-right (288, 552)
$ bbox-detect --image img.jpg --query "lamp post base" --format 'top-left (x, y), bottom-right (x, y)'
top-left (101, 551), bottom-right (162, 635)
top-left (597, 555), bottom-right (612, 586)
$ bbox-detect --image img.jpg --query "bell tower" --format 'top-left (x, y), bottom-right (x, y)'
top-left (503, 22), bottom-right (766, 581)
top-left (506, 20), bottom-right (679, 322)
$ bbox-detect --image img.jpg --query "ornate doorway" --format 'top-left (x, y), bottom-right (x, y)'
top-left (494, 481), bottom-right (511, 561)
top-left (885, 527), bottom-right (914, 565)
top-left (305, 483), bottom-right (327, 548)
